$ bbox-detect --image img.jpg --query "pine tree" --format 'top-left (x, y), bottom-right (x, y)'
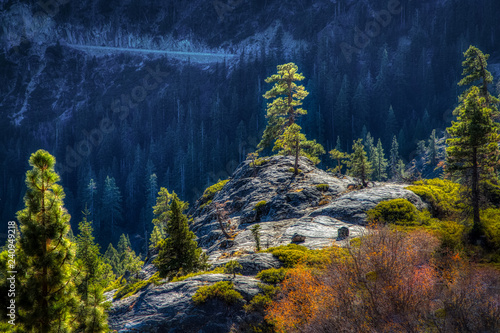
top-left (390, 136), bottom-right (401, 179)
top-left (154, 194), bottom-right (205, 278)
top-left (101, 176), bottom-right (122, 241)
top-left (273, 123), bottom-right (325, 175)
top-left (329, 149), bottom-right (347, 174)
top-left (446, 46), bottom-right (500, 241)
top-left (447, 87), bottom-right (500, 239)
top-left (257, 63), bottom-right (309, 151)
top-left (459, 46), bottom-right (497, 106)
top-left (85, 178), bottom-right (97, 223)
top-left (116, 234), bottom-right (143, 278)
top-left (103, 243), bottom-right (120, 276)
top-left (259, 63), bottom-right (324, 173)
top-left (335, 75), bottom-right (350, 145)
top-left (74, 214), bottom-right (111, 333)
top-left (16, 150), bottom-right (78, 332)
top-left (373, 139), bottom-right (389, 181)
top-left (347, 139), bottom-right (373, 187)
top-left (427, 129), bottom-right (438, 166)
top-left (364, 132), bottom-right (376, 164)
top-left (385, 106), bottom-right (397, 147)
top-left (144, 173), bottom-right (158, 251)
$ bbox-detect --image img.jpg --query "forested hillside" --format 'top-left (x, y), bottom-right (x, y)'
top-left (1, 0), bottom-right (500, 251)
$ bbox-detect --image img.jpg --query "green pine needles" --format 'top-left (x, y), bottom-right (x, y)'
top-left (258, 63), bottom-right (325, 175)
top-left (153, 192), bottom-right (207, 279)
top-left (16, 150), bottom-right (78, 332)
top-left (446, 46), bottom-right (500, 241)
top-left (10, 150), bottom-right (112, 332)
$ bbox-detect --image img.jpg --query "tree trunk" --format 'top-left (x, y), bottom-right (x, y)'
top-left (471, 147), bottom-right (481, 242)
top-left (294, 138), bottom-right (299, 175)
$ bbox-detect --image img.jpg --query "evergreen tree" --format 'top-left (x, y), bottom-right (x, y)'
top-left (335, 75), bottom-right (350, 145)
top-left (16, 150), bottom-right (78, 332)
top-left (144, 173), bottom-right (158, 251)
top-left (459, 46), bottom-right (497, 106)
top-left (257, 63), bottom-right (309, 151)
top-left (427, 129), bottom-right (438, 166)
top-left (74, 214), bottom-right (111, 333)
top-left (101, 176), bottom-right (122, 241)
top-left (335, 136), bottom-right (342, 152)
top-left (154, 194), bottom-right (205, 278)
top-left (446, 46), bottom-right (500, 241)
top-left (385, 106), bottom-right (397, 147)
top-left (347, 139), bottom-right (373, 187)
top-left (273, 123), bottom-right (325, 174)
top-left (373, 139), bottom-right (389, 181)
top-left (364, 132), bottom-right (376, 163)
top-left (116, 234), bottom-right (143, 278)
top-left (390, 136), bottom-right (401, 179)
top-left (103, 244), bottom-right (120, 276)
top-left (447, 86), bottom-right (500, 240)
top-left (149, 225), bottom-right (165, 250)
top-left (329, 149), bottom-right (347, 174)
top-left (85, 178), bottom-right (97, 223)
top-left (259, 63), bottom-right (324, 173)
top-left (353, 82), bottom-right (369, 137)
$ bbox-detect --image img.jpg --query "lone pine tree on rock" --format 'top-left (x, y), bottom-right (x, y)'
top-left (258, 63), bottom-right (324, 175)
top-left (16, 150), bottom-right (79, 332)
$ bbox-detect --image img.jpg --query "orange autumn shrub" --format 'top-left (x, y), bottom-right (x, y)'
top-left (266, 227), bottom-right (500, 332)
top-left (265, 266), bottom-right (327, 332)
top-left (267, 228), bottom-right (438, 332)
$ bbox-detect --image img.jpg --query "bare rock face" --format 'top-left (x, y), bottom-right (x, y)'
top-left (108, 274), bottom-right (261, 333)
top-left (309, 184), bottom-right (428, 223)
top-left (108, 156), bottom-right (427, 332)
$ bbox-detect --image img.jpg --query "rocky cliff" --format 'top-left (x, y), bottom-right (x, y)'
top-left (108, 156), bottom-right (425, 332)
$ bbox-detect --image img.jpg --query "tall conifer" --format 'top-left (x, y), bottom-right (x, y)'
top-left (16, 150), bottom-right (78, 332)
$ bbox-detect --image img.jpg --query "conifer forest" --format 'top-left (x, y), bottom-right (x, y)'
top-left (1, 0), bottom-right (500, 332)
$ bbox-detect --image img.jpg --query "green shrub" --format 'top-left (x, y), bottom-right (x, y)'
top-left (199, 199), bottom-right (212, 210)
top-left (252, 158), bottom-right (270, 167)
top-left (266, 244), bottom-right (331, 268)
top-left (104, 275), bottom-right (126, 292)
top-left (256, 268), bottom-right (287, 284)
top-left (288, 167), bottom-right (303, 173)
top-left (316, 184), bottom-right (329, 192)
top-left (254, 201), bottom-right (267, 212)
top-left (201, 179), bottom-right (229, 203)
top-left (244, 283), bottom-right (279, 313)
top-left (254, 201), bottom-right (268, 221)
top-left (426, 220), bottom-right (466, 251)
top-left (170, 267), bottom-right (224, 282)
top-left (482, 181), bottom-right (500, 207)
top-left (481, 209), bottom-right (500, 250)
top-left (367, 199), bottom-right (418, 226)
top-left (114, 272), bottom-right (163, 300)
top-left (192, 281), bottom-right (243, 305)
top-left (224, 260), bottom-right (243, 277)
top-left (407, 179), bottom-right (463, 218)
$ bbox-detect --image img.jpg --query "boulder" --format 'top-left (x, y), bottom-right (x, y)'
top-left (292, 233), bottom-right (306, 243)
top-left (338, 227), bottom-right (349, 239)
